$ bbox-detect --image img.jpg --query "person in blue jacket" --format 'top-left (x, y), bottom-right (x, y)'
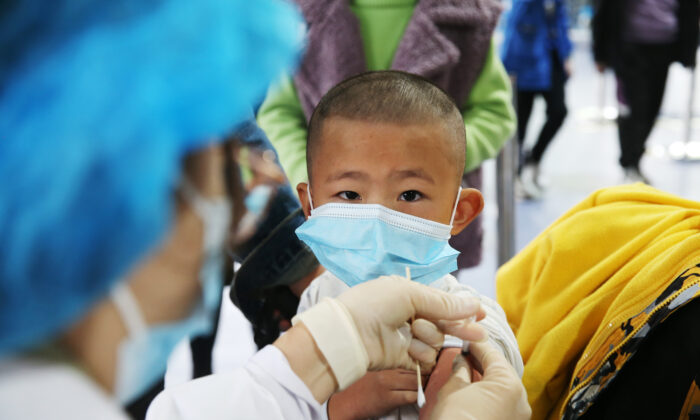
top-left (502, 0), bottom-right (572, 199)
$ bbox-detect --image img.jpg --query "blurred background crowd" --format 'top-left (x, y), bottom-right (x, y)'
top-left (469, 0), bottom-right (700, 297)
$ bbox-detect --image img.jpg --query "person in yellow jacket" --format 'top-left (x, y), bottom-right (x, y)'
top-left (497, 183), bottom-right (700, 419)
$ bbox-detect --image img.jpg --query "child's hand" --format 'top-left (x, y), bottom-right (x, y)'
top-left (327, 369), bottom-right (429, 420)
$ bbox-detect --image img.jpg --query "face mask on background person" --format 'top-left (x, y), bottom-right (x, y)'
top-left (295, 187), bottom-right (462, 287)
top-left (110, 177), bottom-right (232, 405)
top-left (244, 184), bottom-right (274, 217)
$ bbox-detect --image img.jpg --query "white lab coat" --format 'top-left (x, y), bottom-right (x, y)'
top-left (0, 355), bottom-right (129, 420)
top-left (165, 286), bottom-right (258, 388)
top-left (147, 345), bottom-right (325, 420)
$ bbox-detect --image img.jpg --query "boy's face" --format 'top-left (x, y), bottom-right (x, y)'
top-left (298, 117), bottom-right (483, 234)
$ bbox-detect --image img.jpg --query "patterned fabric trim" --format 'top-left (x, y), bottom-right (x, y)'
top-left (562, 263), bottom-right (700, 419)
top-left (679, 372), bottom-right (700, 420)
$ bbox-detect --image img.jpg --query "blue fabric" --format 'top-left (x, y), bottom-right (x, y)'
top-left (296, 204), bottom-right (459, 287)
top-left (501, 0), bottom-right (573, 91)
top-left (0, 0), bottom-right (302, 354)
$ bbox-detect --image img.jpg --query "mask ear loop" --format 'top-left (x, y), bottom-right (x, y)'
top-left (111, 283), bottom-right (148, 338)
top-left (448, 186), bottom-right (463, 227)
top-left (180, 176), bottom-right (232, 252)
top-left (306, 185), bottom-right (315, 211)
top-left (180, 176), bottom-right (211, 220)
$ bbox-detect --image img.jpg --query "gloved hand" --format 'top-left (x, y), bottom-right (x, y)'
top-left (429, 342), bottom-right (531, 420)
top-left (292, 275), bottom-right (486, 390)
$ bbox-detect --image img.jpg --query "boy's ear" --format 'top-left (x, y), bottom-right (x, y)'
top-left (450, 188), bottom-right (484, 236)
top-left (296, 182), bottom-right (312, 219)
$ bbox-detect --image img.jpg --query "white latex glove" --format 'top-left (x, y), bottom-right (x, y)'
top-left (430, 342), bottom-right (531, 420)
top-left (293, 275), bottom-right (486, 390)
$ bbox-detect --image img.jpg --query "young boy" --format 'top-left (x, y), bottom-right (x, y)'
top-left (259, 0), bottom-right (516, 270)
top-left (294, 71), bottom-right (523, 419)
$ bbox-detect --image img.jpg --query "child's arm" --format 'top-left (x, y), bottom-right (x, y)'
top-left (327, 369), bottom-right (427, 420)
top-left (439, 278), bottom-right (524, 376)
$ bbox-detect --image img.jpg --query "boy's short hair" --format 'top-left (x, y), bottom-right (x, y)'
top-left (307, 71), bottom-right (466, 181)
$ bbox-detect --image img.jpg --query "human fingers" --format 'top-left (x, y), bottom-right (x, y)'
top-left (464, 352), bottom-right (483, 377)
top-left (411, 318), bottom-right (444, 350)
top-left (432, 353), bottom-right (472, 404)
top-left (407, 282), bottom-right (481, 323)
top-left (419, 349), bottom-right (463, 420)
top-left (437, 319), bottom-right (488, 343)
top-left (327, 277), bottom-right (480, 378)
top-left (384, 369), bottom-right (420, 391)
top-left (336, 276), bottom-right (479, 326)
top-left (389, 390), bottom-right (418, 407)
top-left (467, 341), bottom-right (515, 380)
top-left (424, 355), bottom-right (472, 420)
top-left (428, 343), bottom-right (530, 420)
top-left (408, 338), bottom-right (438, 366)
top-left (467, 342), bottom-right (531, 418)
top-left (330, 371), bottom-right (413, 420)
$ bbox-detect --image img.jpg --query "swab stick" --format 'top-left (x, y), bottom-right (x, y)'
top-left (406, 267), bottom-right (426, 408)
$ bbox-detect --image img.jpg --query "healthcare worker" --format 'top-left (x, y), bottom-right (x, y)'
top-left (0, 0), bottom-right (301, 416)
top-left (0, 1), bottom-right (529, 418)
top-left (146, 277), bottom-right (531, 420)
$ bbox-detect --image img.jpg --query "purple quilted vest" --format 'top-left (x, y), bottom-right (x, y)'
top-left (292, 0), bottom-right (502, 120)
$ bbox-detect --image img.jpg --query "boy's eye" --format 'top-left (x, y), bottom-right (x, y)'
top-left (399, 190), bottom-right (422, 202)
top-left (338, 191), bottom-right (361, 200)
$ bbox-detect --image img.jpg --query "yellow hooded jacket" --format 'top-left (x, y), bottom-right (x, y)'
top-left (497, 184), bottom-right (700, 419)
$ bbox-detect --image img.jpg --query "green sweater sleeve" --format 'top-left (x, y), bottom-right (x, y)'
top-left (462, 41), bottom-right (517, 172)
top-left (256, 76), bottom-right (310, 189)
top-left (257, 41), bottom-right (516, 186)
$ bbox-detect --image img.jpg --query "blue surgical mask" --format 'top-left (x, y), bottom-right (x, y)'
top-left (111, 177), bottom-right (231, 405)
top-left (244, 184), bottom-right (274, 217)
top-left (295, 188), bottom-right (462, 287)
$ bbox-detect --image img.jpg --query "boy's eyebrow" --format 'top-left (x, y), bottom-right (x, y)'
top-left (390, 169), bottom-right (435, 184)
top-left (326, 170), bottom-right (370, 182)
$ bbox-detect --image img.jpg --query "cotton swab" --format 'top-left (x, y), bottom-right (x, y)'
top-left (416, 360), bottom-right (425, 408)
top-left (406, 267), bottom-right (426, 408)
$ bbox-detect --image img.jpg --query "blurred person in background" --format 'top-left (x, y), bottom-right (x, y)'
top-left (593, 0), bottom-right (699, 183)
top-left (225, 117), bottom-right (324, 352)
top-left (61, 145), bottom-right (235, 418)
top-left (258, 0), bottom-right (516, 270)
top-left (502, 0), bottom-right (572, 199)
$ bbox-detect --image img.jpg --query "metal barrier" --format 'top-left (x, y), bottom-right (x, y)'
top-left (496, 135), bottom-right (517, 266)
top-left (495, 77), bottom-right (518, 267)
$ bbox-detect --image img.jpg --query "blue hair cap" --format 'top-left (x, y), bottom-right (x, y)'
top-left (0, 0), bottom-right (303, 354)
